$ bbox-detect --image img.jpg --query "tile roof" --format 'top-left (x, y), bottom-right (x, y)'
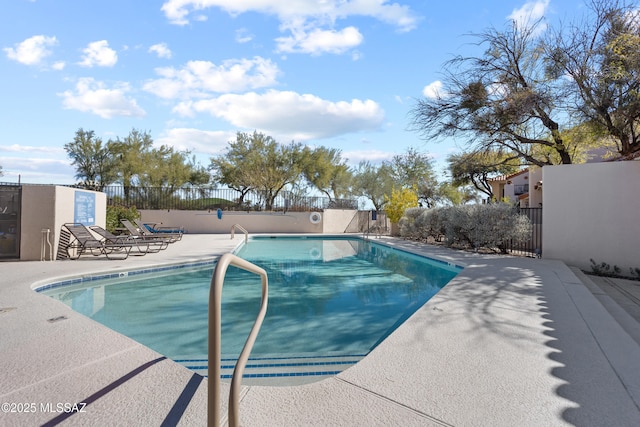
top-left (488, 168), bottom-right (529, 182)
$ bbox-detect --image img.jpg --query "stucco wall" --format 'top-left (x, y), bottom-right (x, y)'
top-left (20, 186), bottom-right (106, 261)
top-left (542, 161), bottom-right (640, 272)
top-left (139, 209), bottom-right (358, 234)
top-left (528, 167), bottom-right (543, 208)
top-left (321, 209), bottom-right (359, 233)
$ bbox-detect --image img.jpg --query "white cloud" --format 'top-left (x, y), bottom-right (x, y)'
top-left (160, 0), bottom-right (418, 55)
top-left (155, 128), bottom-right (234, 155)
top-left (508, 0), bottom-right (550, 34)
top-left (149, 43), bottom-right (172, 59)
top-left (3, 35), bottom-right (58, 66)
top-left (235, 28), bottom-right (253, 44)
top-left (173, 89), bottom-right (385, 140)
top-left (422, 80), bottom-right (443, 99)
top-left (276, 26), bottom-right (363, 55)
top-left (59, 77), bottom-right (146, 119)
top-left (161, 0), bottom-right (418, 30)
top-left (342, 149), bottom-right (395, 165)
top-left (143, 56), bottom-right (280, 99)
top-left (0, 156), bottom-right (74, 184)
top-left (78, 40), bottom-right (118, 67)
top-left (0, 144), bottom-right (64, 154)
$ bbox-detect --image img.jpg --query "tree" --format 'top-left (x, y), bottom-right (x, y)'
top-left (384, 187), bottom-right (419, 224)
top-left (209, 132), bottom-right (256, 207)
top-left (64, 128), bottom-right (116, 190)
top-left (410, 19), bottom-right (575, 166)
top-left (352, 161), bottom-right (395, 211)
top-left (389, 147), bottom-right (439, 207)
top-left (253, 139), bottom-right (305, 210)
top-left (139, 146), bottom-right (205, 188)
top-left (437, 182), bottom-right (479, 206)
top-left (546, 0), bottom-right (640, 158)
top-left (135, 145), bottom-right (210, 206)
top-left (301, 146), bottom-right (352, 203)
top-left (69, 128), bottom-right (212, 206)
top-left (447, 150), bottom-right (521, 199)
top-left (108, 128), bottom-right (155, 192)
top-left (209, 131), bottom-right (305, 210)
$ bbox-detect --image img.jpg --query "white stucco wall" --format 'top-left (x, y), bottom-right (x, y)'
top-left (542, 161), bottom-right (640, 272)
top-left (20, 186), bottom-right (106, 261)
top-left (139, 209), bottom-right (358, 234)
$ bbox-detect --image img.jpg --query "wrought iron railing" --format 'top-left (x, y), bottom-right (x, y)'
top-left (505, 207), bottom-right (542, 257)
top-left (102, 186), bottom-right (357, 211)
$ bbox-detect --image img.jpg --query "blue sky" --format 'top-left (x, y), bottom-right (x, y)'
top-left (0, 0), bottom-right (580, 185)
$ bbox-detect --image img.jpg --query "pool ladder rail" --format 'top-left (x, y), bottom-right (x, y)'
top-left (209, 253), bottom-right (268, 427)
top-left (230, 224), bottom-right (249, 243)
top-left (363, 224), bottom-right (382, 240)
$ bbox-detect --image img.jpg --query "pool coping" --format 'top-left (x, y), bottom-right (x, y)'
top-left (1, 234), bottom-right (639, 426)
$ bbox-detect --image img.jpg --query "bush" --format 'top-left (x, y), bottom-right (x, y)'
top-left (399, 207), bottom-right (422, 239)
top-left (106, 205), bottom-right (140, 233)
top-left (385, 187), bottom-right (418, 224)
top-left (400, 203), bottom-right (531, 252)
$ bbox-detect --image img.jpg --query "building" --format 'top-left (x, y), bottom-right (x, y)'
top-left (487, 167), bottom-right (543, 207)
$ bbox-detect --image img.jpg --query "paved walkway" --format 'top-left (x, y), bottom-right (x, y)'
top-left (573, 269), bottom-right (640, 346)
top-left (1, 234), bottom-right (639, 426)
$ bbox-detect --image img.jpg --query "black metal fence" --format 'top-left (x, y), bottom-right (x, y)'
top-left (506, 207), bottom-right (542, 257)
top-left (102, 186), bottom-right (358, 212)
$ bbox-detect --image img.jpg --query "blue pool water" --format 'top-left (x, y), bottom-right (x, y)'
top-left (40, 236), bottom-right (461, 383)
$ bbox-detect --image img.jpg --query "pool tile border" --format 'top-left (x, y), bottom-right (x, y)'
top-left (32, 259), bottom-right (217, 293)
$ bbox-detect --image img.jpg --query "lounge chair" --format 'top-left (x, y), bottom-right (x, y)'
top-left (89, 225), bottom-right (168, 253)
top-left (134, 218), bottom-right (184, 241)
top-left (60, 223), bottom-right (133, 260)
top-left (120, 219), bottom-right (178, 244)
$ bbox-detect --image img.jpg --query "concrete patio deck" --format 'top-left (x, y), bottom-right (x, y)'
top-left (1, 234), bottom-right (639, 426)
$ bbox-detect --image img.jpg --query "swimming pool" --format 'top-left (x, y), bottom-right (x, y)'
top-left (39, 236), bottom-right (461, 385)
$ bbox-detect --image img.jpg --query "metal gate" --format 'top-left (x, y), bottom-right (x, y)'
top-left (0, 184), bottom-right (21, 259)
top-left (507, 207), bottom-right (542, 257)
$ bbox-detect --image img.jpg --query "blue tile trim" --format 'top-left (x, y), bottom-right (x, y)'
top-left (33, 260), bottom-right (216, 292)
top-left (219, 371), bottom-right (343, 379)
top-left (198, 371), bottom-right (344, 379)
top-left (184, 360), bottom-right (360, 370)
top-left (173, 354), bottom-right (367, 363)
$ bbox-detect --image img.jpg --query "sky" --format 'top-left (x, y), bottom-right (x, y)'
top-left (0, 0), bottom-right (583, 185)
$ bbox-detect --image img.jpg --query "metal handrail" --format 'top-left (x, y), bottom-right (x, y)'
top-left (209, 253), bottom-right (268, 427)
top-left (230, 224), bottom-right (249, 243)
top-left (363, 224), bottom-right (382, 240)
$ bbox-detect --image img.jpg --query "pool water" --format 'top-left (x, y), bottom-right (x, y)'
top-left (40, 236), bottom-right (460, 384)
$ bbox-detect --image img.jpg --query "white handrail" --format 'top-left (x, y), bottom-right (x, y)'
top-left (209, 253), bottom-right (268, 427)
top-left (230, 224), bottom-right (249, 243)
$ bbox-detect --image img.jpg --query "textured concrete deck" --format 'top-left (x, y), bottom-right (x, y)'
top-left (1, 234), bottom-right (639, 426)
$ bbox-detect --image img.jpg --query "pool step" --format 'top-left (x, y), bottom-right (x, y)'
top-left (173, 354), bottom-right (365, 386)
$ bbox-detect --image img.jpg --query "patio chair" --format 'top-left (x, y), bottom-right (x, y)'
top-left (134, 218), bottom-right (184, 241)
top-left (120, 219), bottom-right (178, 244)
top-left (89, 225), bottom-right (168, 253)
top-left (60, 223), bottom-right (133, 260)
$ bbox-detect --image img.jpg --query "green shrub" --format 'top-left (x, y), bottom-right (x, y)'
top-left (106, 205), bottom-right (140, 233)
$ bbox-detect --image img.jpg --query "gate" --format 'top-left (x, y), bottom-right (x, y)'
top-left (0, 184), bottom-right (21, 259)
top-left (507, 207), bottom-right (542, 257)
